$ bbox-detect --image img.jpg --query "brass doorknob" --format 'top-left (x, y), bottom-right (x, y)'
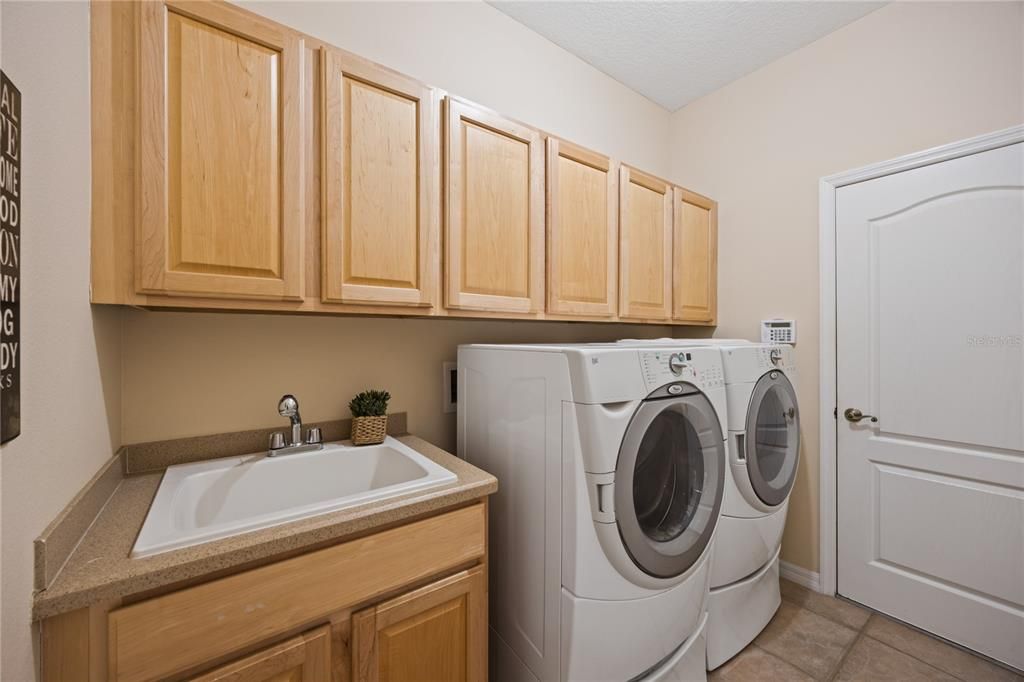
top-left (844, 408), bottom-right (878, 423)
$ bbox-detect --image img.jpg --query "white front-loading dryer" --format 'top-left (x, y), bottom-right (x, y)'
top-left (458, 343), bottom-right (728, 682)
top-left (616, 339), bottom-right (802, 670)
top-left (702, 343), bottom-right (800, 670)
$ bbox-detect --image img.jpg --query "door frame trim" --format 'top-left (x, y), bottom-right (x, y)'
top-left (817, 124), bottom-right (1024, 596)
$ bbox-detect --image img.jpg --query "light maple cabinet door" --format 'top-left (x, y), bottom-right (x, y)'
top-left (618, 166), bottom-right (673, 321)
top-left (352, 566), bottom-right (486, 682)
top-left (190, 625), bottom-right (331, 682)
top-left (321, 48), bottom-right (440, 307)
top-left (546, 138), bottom-right (617, 317)
top-left (673, 188), bottom-right (718, 324)
top-left (137, 1), bottom-right (304, 300)
top-left (445, 98), bottom-right (544, 313)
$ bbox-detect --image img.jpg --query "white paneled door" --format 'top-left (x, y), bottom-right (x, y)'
top-left (836, 142), bottom-right (1024, 670)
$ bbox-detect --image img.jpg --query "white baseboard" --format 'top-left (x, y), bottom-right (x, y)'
top-left (780, 560), bottom-right (822, 593)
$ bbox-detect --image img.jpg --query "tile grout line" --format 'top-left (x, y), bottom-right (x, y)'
top-left (825, 629), bottom-right (865, 681)
top-left (858, 630), bottom-right (971, 681)
top-left (749, 642), bottom-right (813, 678)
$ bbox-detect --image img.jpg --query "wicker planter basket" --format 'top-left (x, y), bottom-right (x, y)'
top-left (351, 415), bottom-right (387, 446)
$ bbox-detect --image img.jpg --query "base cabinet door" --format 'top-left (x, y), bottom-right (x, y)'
top-left (618, 166), bottom-right (673, 321)
top-left (137, 1), bottom-right (305, 300)
top-left (191, 626), bottom-right (331, 682)
top-left (321, 48), bottom-right (440, 307)
top-left (352, 567), bottom-right (486, 682)
top-left (444, 98), bottom-right (544, 314)
top-left (672, 188), bottom-right (718, 324)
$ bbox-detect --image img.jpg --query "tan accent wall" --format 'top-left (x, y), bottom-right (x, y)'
top-left (668, 1), bottom-right (1024, 573)
top-left (121, 312), bottom-right (683, 447)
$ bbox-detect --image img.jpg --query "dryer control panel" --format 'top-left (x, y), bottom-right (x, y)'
top-left (639, 350), bottom-right (724, 393)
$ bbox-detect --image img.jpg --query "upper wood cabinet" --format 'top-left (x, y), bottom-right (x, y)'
top-left (321, 48), bottom-right (440, 307)
top-left (545, 138), bottom-right (618, 317)
top-left (673, 188), bottom-right (718, 324)
top-left (352, 566), bottom-right (487, 682)
top-left (618, 166), bottom-right (673, 321)
top-left (444, 98), bottom-right (544, 314)
top-left (136, 1), bottom-right (305, 300)
top-left (191, 625), bottom-right (331, 682)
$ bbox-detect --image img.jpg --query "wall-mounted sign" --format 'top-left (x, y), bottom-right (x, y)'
top-left (0, 71), bottom-right (20, 444)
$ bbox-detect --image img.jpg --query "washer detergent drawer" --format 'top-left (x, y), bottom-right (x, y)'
top-left (706, 547), bottom-right (782, 670)
top-left (560, 559), bottom-right (709, 682)
top-left (709, 506), bottom-right (787, 588)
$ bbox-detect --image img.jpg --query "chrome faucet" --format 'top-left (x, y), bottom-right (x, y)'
top-left (268, 394), bottom-right (324, 457)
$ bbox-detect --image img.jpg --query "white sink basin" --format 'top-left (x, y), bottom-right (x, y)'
top-left (132, 437), bottom-right (457, 558)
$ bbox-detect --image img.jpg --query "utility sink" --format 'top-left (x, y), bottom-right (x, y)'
top-left (132, 437), bottom-right (457, 558)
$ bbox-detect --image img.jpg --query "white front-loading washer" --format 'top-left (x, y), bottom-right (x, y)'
top-left (458, 343), bottom-right (728, 682)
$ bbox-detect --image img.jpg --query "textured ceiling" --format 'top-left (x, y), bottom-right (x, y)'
top-left (489, 1), bottom-right (883, 111)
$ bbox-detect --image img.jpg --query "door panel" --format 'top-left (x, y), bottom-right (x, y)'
top-left (321, 49), bottom-right (439, 306)
top-left (138, 1), bottom-right (304, 299)
top-left (836, 141), bottom-right (1024, 669)
top-left (352, 567), bottom-right (486, 682)
top-left (619, 167), bottom-right (672, 320)
top-left (445, 98), bottom-right (544, 313)
top-left (190, 625), bottom-right (331, 682)
top-left (546, 138), bottom-right (617, 316)
top-left (673, 188), bottom-right (717, 324)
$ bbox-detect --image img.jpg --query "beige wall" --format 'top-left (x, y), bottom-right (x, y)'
top-left (238, 1), bottom-right (673, 176)
top-left (120, 0), bottom-right (681, 450)
top-left (122, 313), bottom-right (686, 448)
top-left (669, 1), bottom-right (1024, 573)
top-left (0, 3), bottom-right (124, 680)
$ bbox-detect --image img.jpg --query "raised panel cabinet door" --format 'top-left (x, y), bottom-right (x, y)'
top-left (618, 166), bottom-right (672, 320)
top-left (546, 138), bottom-right (617, 317)
top-left (672, 188), bottom-right (718, 324)
top-left (321, 48), bottom-right (440, 307)
top-left (445, 98), bottom-right (544, 313)
top-left (190, 625), bottom-right (331, 682)
top-left (137, 1), bottom-right (304, 300)
top-left (352, 566), bottom-right (487, 682)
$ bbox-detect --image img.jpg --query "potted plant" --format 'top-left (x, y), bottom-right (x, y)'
top-left (349, 389), bottom-right (390, 446)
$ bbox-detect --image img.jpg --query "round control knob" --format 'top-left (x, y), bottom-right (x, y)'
top-left (668, 353), bottom-right (687, 376)
top-left (769, 348), bottom-right (783, 366)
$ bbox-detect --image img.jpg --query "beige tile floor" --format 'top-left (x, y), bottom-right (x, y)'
top-left (709, 579), bottom-right (1024, 682)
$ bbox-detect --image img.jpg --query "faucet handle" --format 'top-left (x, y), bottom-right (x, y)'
top-left (269, 432), bottom-right (286, 451)
top-left (305, 427), bottom-right (322, 445)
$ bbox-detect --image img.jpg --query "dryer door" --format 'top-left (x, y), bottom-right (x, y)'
top-left (615, 387), bottom-right (726, 579)
top-left (744, 370), bottom-right (800, 506)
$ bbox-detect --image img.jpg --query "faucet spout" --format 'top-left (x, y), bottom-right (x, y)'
top-left (269, 394), bottom-right (323, 457)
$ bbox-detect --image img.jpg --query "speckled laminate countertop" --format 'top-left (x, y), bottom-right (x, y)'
top-left (33, 435), bottom-right (496, 620)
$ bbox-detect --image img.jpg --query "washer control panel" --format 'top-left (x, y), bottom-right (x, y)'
top-left (640, 350), bottom-right (724, 392)
top-left (756, 345), bottom-right (791, 370)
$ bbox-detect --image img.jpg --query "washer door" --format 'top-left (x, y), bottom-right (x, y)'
top-left (615, 388), bottom-right (726, 579)
top-left (745, 370), bottom-right (800, 506)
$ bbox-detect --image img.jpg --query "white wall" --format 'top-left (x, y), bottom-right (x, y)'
top-left (0, 3), bottom-right (123, 680)
top-left (669, 1), bottom-right (1024, 572)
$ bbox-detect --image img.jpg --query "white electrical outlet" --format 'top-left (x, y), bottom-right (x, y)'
top-left (443, 361), bottom-right (457, 413)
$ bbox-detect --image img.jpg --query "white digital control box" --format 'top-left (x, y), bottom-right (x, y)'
top-left (761, 319), bottom-right (796, 344)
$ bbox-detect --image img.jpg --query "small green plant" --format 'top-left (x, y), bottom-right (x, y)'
top-left (349, 389), bottom-right (390, 418)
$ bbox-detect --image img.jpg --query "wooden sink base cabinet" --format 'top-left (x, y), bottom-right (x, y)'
top-left (40, 501), bottom-right (489, 682)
